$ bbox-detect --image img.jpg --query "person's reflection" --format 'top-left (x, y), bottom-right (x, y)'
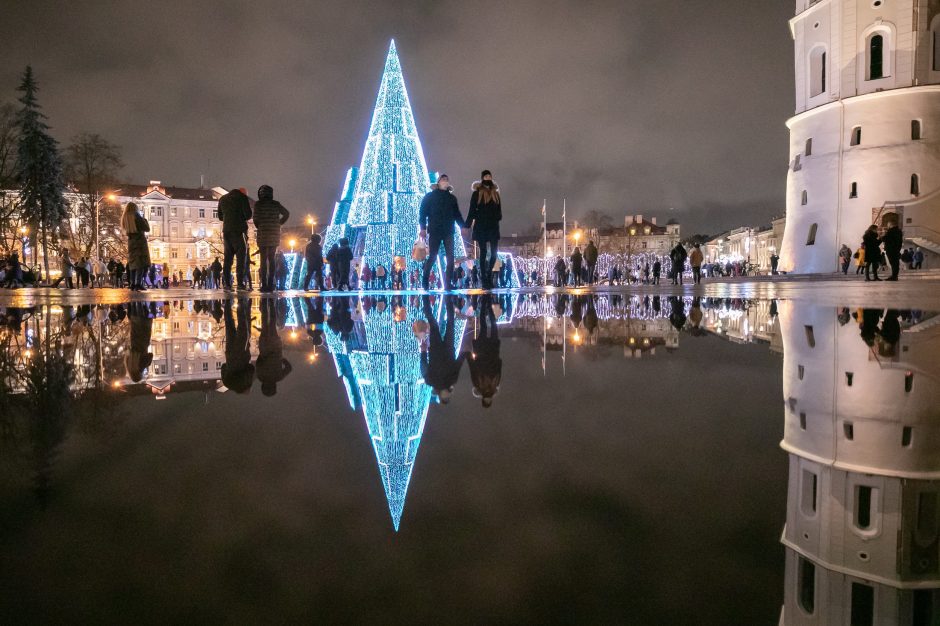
top-left (254, 299), bottom-right (292, 397)
top-left (468, 295), bottom-right (502, 408)
top-left (554, 294), bottom-right (568, 318)
top-left (859, 308), bottom-right (882, 346)
top-left (305, 297), bottom-right (325, 347)
top-left (688, 297), bottom-right (706, 336)
top-left (569, 296), bottom-right (583, 328)
top-left (879, 309), bottom-right (901, 357)
top-left (125, 301), bottom-right (154, 383)
top-left (583, 296), bottom-right (598, 336)
top-left (221, 298), bottom-right (255, 394)
top-left (327, 297), bottom-right (354, 341)
top-left (421, 295), bottom-right (465, 405)
top-left (669, 296), bottom-right (687, 331)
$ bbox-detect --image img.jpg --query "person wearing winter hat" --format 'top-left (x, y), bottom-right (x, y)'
top-left (466, 170), bottom-right (502, 289)
top-left (418, 173), bottom-right (465, 290)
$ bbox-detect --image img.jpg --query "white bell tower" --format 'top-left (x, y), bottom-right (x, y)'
top-left (779, 0), bottom-right (940, 274)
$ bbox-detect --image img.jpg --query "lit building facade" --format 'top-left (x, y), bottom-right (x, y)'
top-left (779, 0), bottom-right (940, 273)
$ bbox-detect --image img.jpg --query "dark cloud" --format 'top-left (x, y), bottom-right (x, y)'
top-left (0, 0), bottom-right (794, 236)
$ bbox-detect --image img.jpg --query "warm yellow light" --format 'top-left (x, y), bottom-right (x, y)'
top-left (288, 239), bottom-right (297, 248)
top-left (306, 216), bottom-right (314, 225)
top-left (19, 226), bottom-right (27, 234)
top-left (23, 350), bottom-right (32, 359)
top-left (308, 352), bottom-right (317, 363)
top-left (289, 331), bottom-right (298, 340)
top-left (106, 194), bottom-right (118, 202)
top-left (112, 381), bottom-right (122, 388)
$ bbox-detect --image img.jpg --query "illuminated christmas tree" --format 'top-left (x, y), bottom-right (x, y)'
top-left (325, 40), bottom-right (466, 281)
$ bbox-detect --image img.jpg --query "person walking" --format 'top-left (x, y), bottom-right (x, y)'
top-left (570, 247), bottom-right (583, 287)
top-left (770, 253), bottom-right (780, 276)
top-left (839, 244), bottom-right (853, 275)
top-left (862, 225), bottom-right (882, 281)
top-left (913, 247), bottom-right (924, 270)
top-left (122, 202), bottom-right (151, 291)
top-left (583, 240), bottom-right (599, 286)
top-left (419, 174), bottom-right (464, 290)
top-left (218, 186), bottom-right (252, 290)
top-left (334, 238), bottom-right (353, 291)
top-left (652, 259), bottom-right (662, 285)
top-left (882, 220), bottom-right (904, 281)
top-left (211, 257), bottom-right (223, 289)
top-left (376, 263), bottom-right (388, 290)
top-left (689, 244), bottom-right (704, 284)
top-left (466, 170), bottom-right (502, 289)
top-left (854, 244), bottom-right (866, 275)
top-left (252, 184), bottom-right (290, 293)
top-left (468, 295), bottom-right (502, 408)
top-left (302, 234), bottom-right (324, 291)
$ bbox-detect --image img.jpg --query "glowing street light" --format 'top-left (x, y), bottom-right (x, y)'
top-left (289, 239), bottom-right (297, 253)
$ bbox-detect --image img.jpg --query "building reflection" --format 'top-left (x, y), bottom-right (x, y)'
top-left (778, 302), bottom-right (940, 625)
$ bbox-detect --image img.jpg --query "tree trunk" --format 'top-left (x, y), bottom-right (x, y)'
top-left (41, 223), bottom-right (50, 283)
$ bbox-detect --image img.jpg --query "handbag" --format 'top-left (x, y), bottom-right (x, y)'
top-left (412, 238), bottom-right (428, 262)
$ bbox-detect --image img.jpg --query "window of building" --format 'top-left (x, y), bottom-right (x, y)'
top-left (801, 190), bottom-right (808, 206)
top-left (794, 154), bottom-right (802, 171)
top-left (810, 47), bottom-right (827, 97)
top-left (801, 469), bottom-right (818, 515)
top-left (202, 362), bottom-right (209, 372)
top-left (198, 208), bottom-right (205, 218)
top-left (912, 174), bottom-right (920, 196)
top-left (851, 126), bottom-right (862, 146)
top-left (806, 223), bottom-right (818, 246)
top-left (851, 583), bottom-right (874, 626)
top-left (856, 485), bottom-right (874, 529)
top-left (171, 247), bottom-right (179, 259)
top-left (797, 557), bottom-right (816, 615)
top-left (934, 20), bottom-right (940, 71)
top-left (850, 182), bottom-right (858, 198)
top-left (869, 34), bottom-right (884, 80)
top-left (805, 138), bottom-right (813, 156)
top-left (913, 119), bottom-right (923, 140)
top-left (844, 422), bottom-right (855, 440)
top-left (170, 207), bottom-right (177, 217)
top-left (150, 206), bottom-right (163, 218)
top-left (805, 325), bottom-right (816, 347)
top-left (151, 224), bottom-right (162, 238)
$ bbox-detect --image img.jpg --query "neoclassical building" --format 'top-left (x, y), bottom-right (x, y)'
top-left (779, 0), bottom-right (940, 273)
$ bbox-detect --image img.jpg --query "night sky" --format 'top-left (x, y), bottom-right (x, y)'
top-left (0, 1), bottom-right (794, 236)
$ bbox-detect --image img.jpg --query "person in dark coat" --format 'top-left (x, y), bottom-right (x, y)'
top-left (303, 234), bottom-right (324, 291)
top-left (583, 240), bottom-right (599, 285)
top-left (670, 243), bottom-right (688, 285)
top-left (254, 298), bottom-right (292, 396)
top-left (421, 295), bottom-right (466, 403)
top-left (253, 185), bottom-right (290, 292)
top-left (862, 225), bottom-right (882, 281)
top-left (122, 202), bottom-right (151, 291)
top-left (275, 251), bottom-right (289, 290)
top-left (465, 170), bottom-right (502, 289)
top-left (881, 221), bottom-right (904, 281)
top-left (652, 259), bottom-right (662, 284)
top-left (125, 301), bottom-right (154, 382)
top-left (334, 238), bottom-right (353, 291)
top-left (468, 295), bottom-right (502, 408)
top-left (554, 257), bottom-right (566, 287)
top-left (218, 187), bottom-right (252, 290)
top-left (570, 247), bottom-right (583, 286)
top-left (220, 298), bottom-right (255, 394)
top-left (210, 257), bottom-right (223, 289)
top-left (419, 174), bottom-right (464, 290)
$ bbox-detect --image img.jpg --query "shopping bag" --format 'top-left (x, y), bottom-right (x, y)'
top-left (412, 238), bottom-right (428, 262)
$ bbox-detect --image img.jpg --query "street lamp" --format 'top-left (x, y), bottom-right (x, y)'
top-left (96, 192), bottom-right (119, 260)
top-left (307, 215), bottom-right (317, 235)
top-left (289, 239), bottom-right (297, 253)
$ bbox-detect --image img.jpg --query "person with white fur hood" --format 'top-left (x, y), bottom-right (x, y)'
top-left (465, 170), bottom-right (502, 289)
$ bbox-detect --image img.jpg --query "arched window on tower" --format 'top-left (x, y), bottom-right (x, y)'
top-left (912, 174), bottom-right (920, 196)
top-left (809, 47), bottom-right (827, 97)
top-left (806, 223), bottom-right (818, 246)
top-left (801, 190), bottom-right (808, 206)
top-left (805, 138), bottom-right (813, 156)
top-left (912, 120), bottom-right (923, 141)
top-left (868, 34), bottom-right (885, 80)
top-left (933, 17), bottom-right (940, 71)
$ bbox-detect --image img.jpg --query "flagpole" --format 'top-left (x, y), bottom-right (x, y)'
top-left (542, 199), bottom-right (547, 286)
top-left (563, 198), bottom-right (567, 261)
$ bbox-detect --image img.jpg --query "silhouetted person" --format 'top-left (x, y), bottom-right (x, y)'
top-left (652, 259), bottom-right (662, 285)
top-left (468, 295), bottom-right (502, 408)
top-left (570, 247), bottom-right (583, 286)
top-left (583, 240), bottom-right (599, 285)
top-left (303, 234), bottom-right (324, 290)
top-left (254, 184), bottom-right (290, 292)
top-left (221, 298), bottom-right (255, 394)
top-left (218, 187), bottom-right (252, 290)
top-left (669, 296), bottom-right (687, 331)
top-left (860, 308), bottom-right (881, 346)
top-left (255, 298), bottom-right (292, 396)
top-left (882, 221), bottom-right (903, 281)
top-left (879, 309), bottom-right (901, 357)
top-left (419, 174), bottom-right (464, 290)
top-left (125, 301), bottom-right (154, 381)
top-left (335, 238), bottom-right (353, 291)
top-left (862, 225), bottom-right (882, 281)
top-left (466, 170), bottom-right (502, 289)
top-left (421, 295), bottom-right (465, 403)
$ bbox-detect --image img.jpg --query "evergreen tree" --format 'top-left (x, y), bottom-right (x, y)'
top-left (14, 66), bottom-right (68, 279)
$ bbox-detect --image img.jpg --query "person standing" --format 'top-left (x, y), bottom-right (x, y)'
top-left (122, 202), bottom-right (151, 291)
top-left (570, 247), bottom-right (583, 287)
top-left (466, 170), bottom-right (502, 289)
top-left (421, 295), bottom-right (466, 403)
top-left (583, 240), bottom-right (599, 286)
top-left (652, 259), bottom-right (662, 285)
top-left (302, 234), bottom-right (324, 291)
top-left (689, 244), bottom-right (704, 284)
top-left (882, 220), bottom-right (904, 281)
top-left (211, 257), bottom-right (223, 289)
top-left (218, 186), bottom-right (252, 290)
top-left (854, 244), bottom-right (866, 275)
top-left (334, 238), bottom-right (353, 291)
top-left (862, 225), bottom-right (882, 281)
top-left (670, 242), bottom-right (688, 285)
top-left (468, 294), bottom-right (502, 408)
top-left (770, 253), bottom-right (780, 276)
top-left (913, 247), bottom-right (924, 270)
top-left (255, 298), bottom-right (292, 396)
top-left (252, 185), bottom-right (290, 293)
top-left (220, 298), bottom-right (255, 394)
top-left (419, 174), bottom-right (464, 290)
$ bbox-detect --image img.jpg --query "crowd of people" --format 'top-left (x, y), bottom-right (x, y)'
top-left (840, 221), bottom-right (926, 281)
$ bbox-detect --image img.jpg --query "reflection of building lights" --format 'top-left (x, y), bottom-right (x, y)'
top-left (112, 381), bottom-right (121, 388)
top-left (290, 331), bottom-right (298, 340)
top-left (308, 352), bottom-right (317, 363)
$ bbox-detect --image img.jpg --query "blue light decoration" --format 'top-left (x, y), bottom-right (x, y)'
top-left (322, 296), bottom-right (466, 530)
top-left (326, 40), bottom-right (466, 286)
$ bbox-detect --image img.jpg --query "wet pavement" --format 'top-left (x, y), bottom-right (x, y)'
top-left (0, 288), bottom-right (938, 624)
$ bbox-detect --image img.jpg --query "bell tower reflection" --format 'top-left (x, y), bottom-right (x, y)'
top-left (778, 302), bottom-right (940, 625)
top-left (323, 296), bottom-right (466, 531)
